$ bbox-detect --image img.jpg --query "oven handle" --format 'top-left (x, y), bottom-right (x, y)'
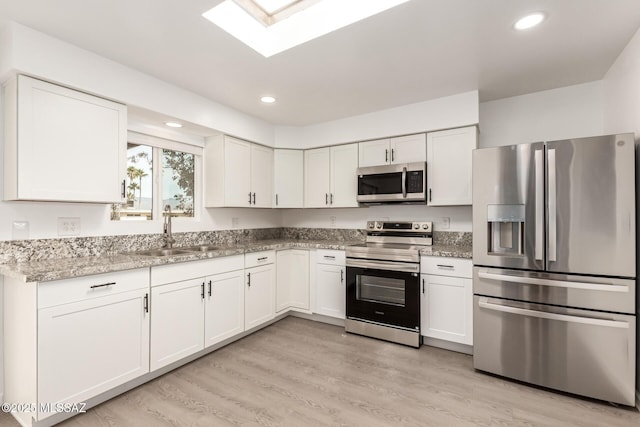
top-left (477, 270), bottom-right (629, 293)
top-left (478, 298), bottom-right (629, 329)
top-left (346, 258), bottom-right (419, 273)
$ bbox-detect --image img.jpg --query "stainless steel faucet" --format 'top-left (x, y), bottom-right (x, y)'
top-left (163, 205), bottom-right (175, 248)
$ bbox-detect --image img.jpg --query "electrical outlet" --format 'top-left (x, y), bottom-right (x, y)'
top-left (330, 216), bottom-right (336, 227)
top-left (231, 217), bottom-right (240, 228)
top-left (12, 221), bottom-right (29, 240)
top-left (438, 217), bottom-right (450, 230)
top-left (57, 217), bottom-right (81, 236)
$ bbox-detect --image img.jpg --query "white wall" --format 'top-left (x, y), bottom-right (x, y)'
top-left (479, 81), bottom-right (605, 148)
top-left (275, 91), bottom-right (479, 148)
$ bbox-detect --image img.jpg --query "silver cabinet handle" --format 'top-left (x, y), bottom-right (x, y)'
top-left (436, 264), bottom-right (454, 269)
top-left (258, 256), bottom-right (268, 261)
top-left (143, 293), bottom-right (149, 313)
top-left (534, 149), bottom-right (544, 261)
top-left (275, 194), bottom-right (278, 206)
top-left (248, 192), bottom-right (252, 204)
top-left (422, 278), bottom-right (425, 293)
top-left (325, 193), bottom-right (328, 205)
top-left (548, 148), bottom-right (557, 262)
top-left (429, 188), bottom-right (432, 202)
top-left (401, 167), bottom-right (407, 198)
top-left (121, 179), bottom-right (126, 199)
top-left (478, 298), bottom-right (629, 329)
top-left (340, 269), bottom-right (344, 283)
top-left (385, 149), bottom-right (388, 163)
top-left (201, 282), bottom-right (205, 299)
top-left (90, 282), bottom-right (115, 289)
top-left (330, 193), bottom-right (333, 204)
top-left (252, 192), bottom-right (256, 205)
top-left (477, 271), bottom-right (629, 293)
top-left (323, 255), bottom-right (335, 260)
top-left (208, 280), bottom-right (212, 297)
top-left (247, 272), bottom-right (251, 287)
top-left (391, 148), bottom-right (395, 162)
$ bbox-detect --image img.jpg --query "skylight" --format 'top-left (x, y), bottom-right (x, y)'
top-left (202, 0), bottom-right (410, 57)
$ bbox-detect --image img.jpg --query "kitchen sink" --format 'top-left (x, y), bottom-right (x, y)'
top-left (182, 244), bottom-right (220, 252)
top-left (133, 248), bottom-right (195, 257)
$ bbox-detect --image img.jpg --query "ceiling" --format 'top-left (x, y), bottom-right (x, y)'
top-left (1, 0), bottom-right (640, 127)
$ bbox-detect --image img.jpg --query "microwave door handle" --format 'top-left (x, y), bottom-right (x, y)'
top-left (402, 167), bottom-right (407, 198)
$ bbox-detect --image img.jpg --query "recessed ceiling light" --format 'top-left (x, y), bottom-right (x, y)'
top-left (261, 96), bottom-right (276, 103)
top-left (514, 13), bottom-right (546, 30)
top-left (165, 122), bottom-right (183, 128)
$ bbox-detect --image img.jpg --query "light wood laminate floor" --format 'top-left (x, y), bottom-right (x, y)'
top-left (2, 317), bottom-right (639, 426)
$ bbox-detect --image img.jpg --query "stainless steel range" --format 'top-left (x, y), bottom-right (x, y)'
top-left (345, 220), bottom-right (432, 348)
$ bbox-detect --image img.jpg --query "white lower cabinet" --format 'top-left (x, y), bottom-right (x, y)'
top-left (276, 249), bottom-right (310, 313)
top-left (150, 278), bottom-right (205, 371)
top-left (313, 250), bottom-right (346, 319)
top-left (245, 251), bottom-right (276, 330)
top-left (149, 256), bottom-right (245, 371)
top-left (420, 257), bottom-right (473, 346)
top-left (204, 270), bottom-right (245, 347)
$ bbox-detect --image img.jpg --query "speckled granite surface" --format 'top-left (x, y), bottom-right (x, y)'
top-left (0, 228), bottom-right (471, 283)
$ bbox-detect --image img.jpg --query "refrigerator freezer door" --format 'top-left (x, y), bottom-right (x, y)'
top-left (473, 295), bottom-right (636, 406)
top-left (546, 134), bottom-right (636, 278)
top-left (473, 142), bottom-right (545, 271)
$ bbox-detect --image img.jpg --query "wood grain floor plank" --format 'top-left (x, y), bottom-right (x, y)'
top-left (1, 317), bottom-right (638, 426)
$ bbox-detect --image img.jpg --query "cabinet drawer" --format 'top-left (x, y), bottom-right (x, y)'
top-left (38, 268), bottom-right (149, 309)
top-left (420, 256), bottom-right (472, 278)
top-left (316, 249), bottom-right (345, 265)
top-left (151, 255), bottom-right (244, 286)
top-left (245, 250), bottom-right (276, 268)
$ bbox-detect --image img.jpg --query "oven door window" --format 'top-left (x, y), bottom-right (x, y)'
top-left (357, 275), bottom-right (405, 307)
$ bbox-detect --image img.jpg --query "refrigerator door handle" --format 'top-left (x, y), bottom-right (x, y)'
top-left (477, 270), bottom-right (629, 293)
top-left (534, 149), bottom-right (544, 261)
top-left (478, 298), bottom-right (630, 329)
top-left (548, 148), bottom-right (557, 262)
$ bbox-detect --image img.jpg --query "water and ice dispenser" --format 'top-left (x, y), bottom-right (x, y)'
top-left (487, 205), bottom-right (525, 256)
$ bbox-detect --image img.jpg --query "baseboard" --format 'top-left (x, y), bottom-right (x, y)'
top-left (422, 336), bottom-right (473, 355)
top-left (288, 311), bottom-right (345, 327)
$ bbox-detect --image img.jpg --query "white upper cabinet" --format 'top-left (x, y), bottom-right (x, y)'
top-left (358, 134), bottom-right (426, 167)
top-left (426, 126), bottom-right (477, 206)
top-left (205, 135), bottom-right (273, 208)
top-left (3, 75), bottom-right (126, 203)
top-left (273, 149), bottom-right (303, 208)
top-left (305, 144), bottom-right (358, 208)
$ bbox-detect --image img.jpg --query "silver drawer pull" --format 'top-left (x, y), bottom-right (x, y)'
top-left (257, 257), bottom-right (268, 261)
top-left (324, 255), bottom-right (336, 259)
top-left (90, 282), bottom-right (115, 289)
top-left (436, 264), bottom-right (454, 269)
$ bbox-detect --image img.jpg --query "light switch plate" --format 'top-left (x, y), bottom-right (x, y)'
top-left (58, 217), bottom-right (81, 236)
top-left (329, 216), bottom-right (336, 227)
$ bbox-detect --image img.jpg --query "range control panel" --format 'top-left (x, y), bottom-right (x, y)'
top-left (366, 221), bottom-right (433, 233)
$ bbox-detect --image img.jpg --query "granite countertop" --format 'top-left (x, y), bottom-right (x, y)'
top-left (0, 238), bottom-right (472, 283)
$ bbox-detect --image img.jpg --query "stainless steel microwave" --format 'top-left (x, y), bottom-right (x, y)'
top-left (357, 162), bottom-right (427, 204)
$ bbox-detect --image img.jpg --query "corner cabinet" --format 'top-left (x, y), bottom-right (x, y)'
top-left (420, 257), bottom-right (473, 346)
top-left (273, 149), bottom-right (304, 208)
top-left (276, 249), bottom-right (310, 313)
top-left (204, 135), bottom-right (273, 208)
top-left (426, 126), bottom-right (477, 206)
top-left (358, 133), bottom-right (426, 167)
top-left (3, 75), bottom-right (126, 203)
top-left (304, 144), bottom-right (358, 208)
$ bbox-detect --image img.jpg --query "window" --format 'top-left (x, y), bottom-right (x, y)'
top-left (111, 133), bottom-right (200, 221)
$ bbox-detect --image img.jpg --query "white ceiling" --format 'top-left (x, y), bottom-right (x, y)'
top-left (1, 0), bottom-right (640, 127)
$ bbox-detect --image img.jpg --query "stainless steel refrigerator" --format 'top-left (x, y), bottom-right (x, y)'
top-left (472, 133), bottom-right (637, 406)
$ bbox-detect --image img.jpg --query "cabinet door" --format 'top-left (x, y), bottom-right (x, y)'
top-left (273, 149), bottom-right (303, 208)
top-left (245, 264), bottom-right (276, 330)
top-left (421, 274), bottom-right (473, 345)
top-left (204, 270), bottom-right (245, 347)
top-left (277, 250), bottom-right (310, 313)
top-left (330, 143), bottom-right (358, 208)
top-left (14, 75), bottom-right (126, 203)
top-left (427, 126), bottom-right (477, 206)
top-left (358, 139), bottom-right (390, 167)
top-left (150, 278), bottom-right (205, 371)
top-left (251, 143), bottom-right (273, 208)
top-left (224, 137), bottom-right (252, 207)
top-left (390, 133), bottom-right (426, 164)
top-left (38, 288), bottom-right (149, 417)
top-left (315, 264), bottom-right (345, 319)
top-left (304, 147), bottom-right (331, 208)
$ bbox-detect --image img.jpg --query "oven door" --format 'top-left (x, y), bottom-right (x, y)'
top-left (346, 259), bottom-right (420, 331)
top-left (357, 162), bottom-right (426, 203)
